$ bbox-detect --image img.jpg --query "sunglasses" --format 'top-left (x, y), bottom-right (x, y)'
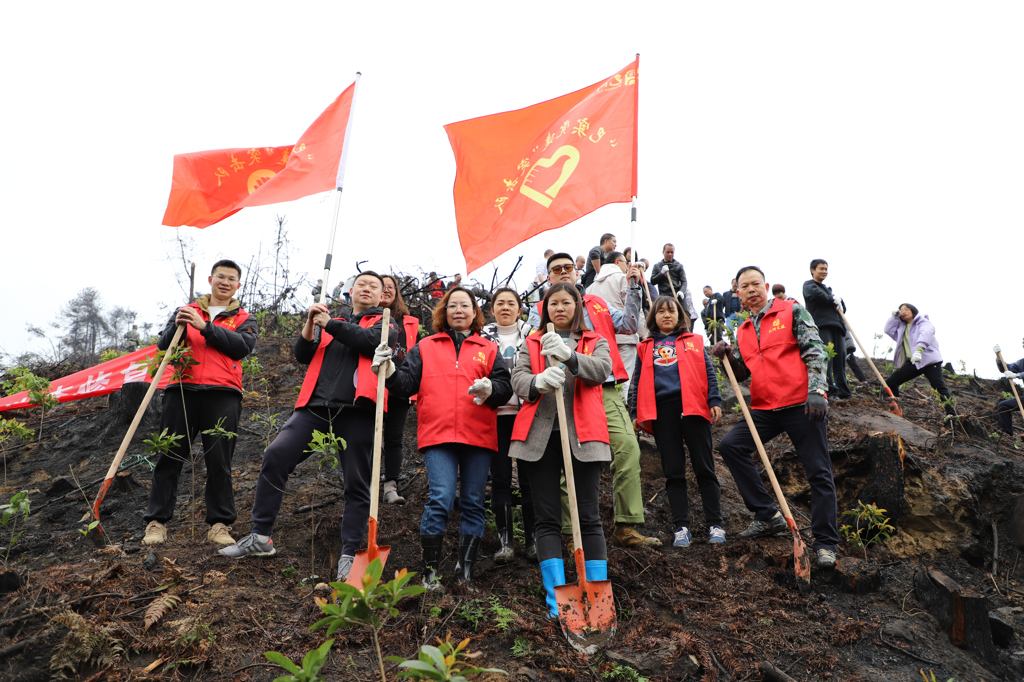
top-left (549, 264), bottom-right (574, 274)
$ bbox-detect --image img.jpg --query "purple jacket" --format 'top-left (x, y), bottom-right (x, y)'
top-left (884, 313), bottom-right (942, 369)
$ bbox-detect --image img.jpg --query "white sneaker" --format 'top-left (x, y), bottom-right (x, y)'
top-left (673, 526), bottom-right (692, 548)
top-left (708, 526), bottom-right (726, 544)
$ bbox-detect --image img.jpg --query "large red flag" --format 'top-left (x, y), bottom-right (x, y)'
top-left (445, 58), bottom-right (638, 273)
top-left (162, 80), bottom-right (358, 228)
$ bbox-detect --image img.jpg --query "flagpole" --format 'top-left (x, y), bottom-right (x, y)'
top-left (629, 53), bottom-right (639, 288)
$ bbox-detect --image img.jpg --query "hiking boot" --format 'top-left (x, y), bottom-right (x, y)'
top-left (421, 534), bottom-right (444, 592)
top-left (612, 523), bottom-right (663, 548)
top-left (383, 480), bottom-right (405, 505)
top-left (816, 548), bottom-right (837, 569)
top-left (206, 523), bottom-right (235, 546)
top-left (673, 526), bottom-right (692, 548)
top-left (336, 554), bottom-right (355, 581)
top-left (738, 512), bottom-right (788, 539)
top-left (143, 521), bottom-right (166, 545)
top-left (708, 526), bottom-right (726, 545)
top-left (522, 504), bottom-right (537, 562)
top-left (492, 502), bottom-right (514, 562)
top-left (453, 535), bottom-right (481, 590)
top-left (219, 532), bottom-right (276, 558)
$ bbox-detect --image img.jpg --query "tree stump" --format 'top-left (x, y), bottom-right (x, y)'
top-left (833, 557), bottom-right (881, 594)
top-left (107, 381), bottom-right (158, 428)
top-left (913, 566), bottom-right (997, 663)
top-left (850, 433), bottom-right (906, 530)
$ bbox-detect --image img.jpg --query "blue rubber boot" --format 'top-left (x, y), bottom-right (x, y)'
top-left (539, 558), bottom-right (566, 618)
top-left (584, 560), bottom-right (607, 582)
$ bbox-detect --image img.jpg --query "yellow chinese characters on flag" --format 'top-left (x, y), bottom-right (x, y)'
top-left (444, 58), bottom-right (638, 273)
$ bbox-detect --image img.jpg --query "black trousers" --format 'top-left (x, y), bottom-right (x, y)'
top-left (718, 405), bottom-right (839, 550)
top-left (520, 432), bottom-right (605, 563)
top-left (818, 326), bottom-right (851, 399)
top-left (144, 388), bottom-right (241, 526)
top-left (490, 414), bottom-right (533, 505)
top-left (996, 398), bottom-right (1021, 435)
top-left (885, 361), bottom-right (954, 414)
top-left (650, 402), bottom-right (722, 528)
top-left (846, 352), bottom-right (867, 382)
top-left (382, 393), bottom-right (411, 482)
top-left (250, 406), bottom-right (374, 556)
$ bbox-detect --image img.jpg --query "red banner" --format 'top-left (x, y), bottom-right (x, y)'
top-left (444, 58), bottom-right (639, 273)
top-left (0, 346), bottom-right (174, 413)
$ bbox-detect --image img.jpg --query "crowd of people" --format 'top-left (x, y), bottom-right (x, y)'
top-left (137, 244), bottom-right (1024, 620)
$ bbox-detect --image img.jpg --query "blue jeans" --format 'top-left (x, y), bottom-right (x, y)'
top-left (420, 443), bottom-right (492, 537)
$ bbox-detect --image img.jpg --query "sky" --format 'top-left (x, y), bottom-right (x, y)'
top-left (2, 2), bottom-right (1021, 380)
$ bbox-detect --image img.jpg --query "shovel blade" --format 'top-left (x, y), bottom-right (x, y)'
top-left (888, 400), bottom-right (904, 417)
top-left (554, 579), bottom-right (617, 654)
top-left (793, 536), bottom-right (812, 593)
top-left (345, 545), bottom-right (391, 588)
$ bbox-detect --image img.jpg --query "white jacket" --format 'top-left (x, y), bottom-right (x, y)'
top-left (586, 264), bottom-right (643, 344)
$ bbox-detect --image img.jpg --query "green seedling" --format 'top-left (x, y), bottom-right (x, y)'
top-left (1, 491), bottom-right (30, 566)
top-left (2, 368), bottom-right (59, 441)
top-left (264, 638), bottom-right (335, 682)
top-left (840, 500), bottom-right (895, 561)
top-left (489, 596), bottom-right (516, 633)
top-left (457, 599), bottom-right (484, 630)
top-left (385, 634), bottom-right (507, 682)
top-left (510, 635), bottom-right (532, 657)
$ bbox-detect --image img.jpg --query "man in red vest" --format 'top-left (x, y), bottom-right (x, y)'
top-left (711, 265), bottom-right (839, 568)
top-left (143, 260), bottom-right (257, 547)
top-left (527, 252), bottom-right (661, 547)
top-left (219, 271), bottom-right (405, 583)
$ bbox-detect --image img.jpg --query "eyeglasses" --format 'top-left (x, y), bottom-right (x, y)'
top-left (549, 264), bottom-right (574, 274)
top-left (446, 303), bottom-right (472, 311)
top-left (383, 286), bottom-right (395, 292)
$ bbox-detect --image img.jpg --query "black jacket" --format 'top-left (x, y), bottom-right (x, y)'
top-left (651, 259), bottom-right (686, 295)
top-left (802, 280), bottom-right (846, 331)
top-left (701, 293), bottom-right (726, 323)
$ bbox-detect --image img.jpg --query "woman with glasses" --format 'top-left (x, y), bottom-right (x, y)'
top-left (380, 275), bottom-right (421, 505)
top-left (374, 287), bottom-right (512, 590)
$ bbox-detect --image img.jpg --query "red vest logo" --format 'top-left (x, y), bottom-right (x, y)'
top-left (684, 339), bottom-right (697, 352)
top-left (768, 318), bottom-right (787, 333)
top-left (590, 301), bottom-right (608, 315)
top-left (472, 351), bottom-right (487, 365)
top-left (220, 317), bottom-right (238, 329)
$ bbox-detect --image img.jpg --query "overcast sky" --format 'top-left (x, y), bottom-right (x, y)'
top-left (2, 2), bottom-right (1021, 380)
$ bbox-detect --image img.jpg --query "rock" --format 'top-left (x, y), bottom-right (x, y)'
top-left (45, 477), bottom-right (74, 497)
top-left (840, 410), bottom-right (937, 450)
top-left (719, 381), bottom-right (750, 412)
top-left (989, 610), bottom-right (1014, 647)
top-left (0, 571), bottom-right (23, 593)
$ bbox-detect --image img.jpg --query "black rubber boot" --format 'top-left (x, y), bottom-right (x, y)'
top-left (453, 535), bottom-right (482, 589)
top-left (522, 504), bottom-right (537, 561)
top-left (493, 502), bottom-right (514, 563)
top-left (421, 534), bottom-right (444, 591)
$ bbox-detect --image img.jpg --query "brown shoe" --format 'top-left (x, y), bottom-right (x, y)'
top-left (206, 523), bottom-right (235, 546)
top-left (143, 520), bottom-right (167, 545)
top-left (612, 523), bottom-right (662, 548)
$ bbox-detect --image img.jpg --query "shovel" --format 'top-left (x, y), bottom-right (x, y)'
top-left (90, 324), bottom-right (186, 542)
top-left (719, 355), bottom-right (812, 592)
top-left (346, 309), bottom-right (392, 586)
top-left (836, 309), bottom-right (903, 416)
top-left (546, 323), bottom-right (616, 653)
top-left (996, 350), bottom-right (1024, 424)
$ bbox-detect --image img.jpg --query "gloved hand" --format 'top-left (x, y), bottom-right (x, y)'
top-left (1004, 370), bottom-right (1018, 380)
top-left (832, 294), bottom-right (843, 309)
top-left (540, 331), bottom-right (572, 363)
top-left (535, 366), bottom-right (566, 393)
top-left (711, 341), bottom-right (731, 359)
top-left (993, 344), bottom-right (1002, 354)
top-left (1014, 377), bottom-right (1024, 389)
top-left (911, 349), bottom-right (922, 364)
top-left (805, 393), bottom-right (828, 422)
top-left (467, 377), bottom-right (492, 405)
top-left (892, 310), bottom-right (900, 317)
top-left (371, 343), bottom-right (395, 378)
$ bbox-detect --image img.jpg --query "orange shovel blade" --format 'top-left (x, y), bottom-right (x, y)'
top-left (786, 517), bottom-right (811, 592)
top-left (554, 579), bottom-right (617, 654)
top-left (345, 545), bottom-right (391, 588)
top-left (888, 400), bottom-right (904, 417)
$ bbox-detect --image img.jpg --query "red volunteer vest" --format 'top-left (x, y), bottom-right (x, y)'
top-left (415, 333), bottom-right (499, 451)
top-left (635, 332), bottom-right (712, 432)
top-left (511, 330), bottom-right (609, 445)
top-left (295, 315), bottom-right (387, 410)
top-left (736, 300), bottom-right (809, 410)
top-left (401, 315), bottom-right (420, 349)
top-left (175, 302), bottom-right (250, 392)
top-left (536, 294), bottom-right (628, 383)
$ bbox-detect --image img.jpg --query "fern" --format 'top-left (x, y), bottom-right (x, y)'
top-left (144, 593), bottom-right (181, 632)
top-left (49, 610), bottom-right (123, 679)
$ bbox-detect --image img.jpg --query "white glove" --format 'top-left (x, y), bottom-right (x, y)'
top-left (832, 294), bottom-right (843, 308)
top-left (1004, 370), bottom-right (1018, 380)
top-left (911, 349), bottom-right (922, 364)
top-left (467, 377), bottom-right (492, 405)
top-left (535, 366), bottom-right (566, 393)
top-left (892, 310), bottom-right (900, 317)
top-left (540, 331), bottom-right (572, 363)
top-left (371, 343), bottom-right (395, 378)
top-left (993, 344), bottom-right (1002, 354)
top-left (1015, 378), bottom-right (1024, 389)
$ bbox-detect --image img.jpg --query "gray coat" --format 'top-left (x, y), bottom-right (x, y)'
top-left (509, 333), bottom-right (612, 463)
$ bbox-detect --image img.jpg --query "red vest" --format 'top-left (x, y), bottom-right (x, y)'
top-left (635, 332), bottom-right (712, 432)
top-left (536, 294), bottom-right (627, 383)
top-left (415, 333), bottom-right (499, 451)
top-left (295, 315), bottom-right (386, 410)
top-left (401, 314), bottom-right (420, 403)
top-left (511, 330), bottom-right (609, 445)
top-left (736, 300), bottom-right (809, 410)
top-left (174, 302), bottom-right (250, 392)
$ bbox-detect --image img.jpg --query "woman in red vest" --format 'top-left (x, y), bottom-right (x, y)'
top-left (628, 296), bottom-right (724, 549)
top-left (509, 283), bottom-right (613, 617)
top-left (375, 287), bottom-right (512, 590)
top-left (380, 274), bottom-right (421, 506)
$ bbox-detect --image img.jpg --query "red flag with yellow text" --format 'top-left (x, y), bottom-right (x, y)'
top-left (444, 58), bottom-right (638, 273)
top-left (162, 81), bottom-right (358, 228)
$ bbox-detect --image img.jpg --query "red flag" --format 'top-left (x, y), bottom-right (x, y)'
top-left (162, 80), bottom-right (358, 228)
top-left (444, 58), bottom-right (638, 273)
top-left (0, 346), bottom-right (174, 413)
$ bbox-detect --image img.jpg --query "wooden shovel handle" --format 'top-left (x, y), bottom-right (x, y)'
top-left (996, 351), bottom-right (1024, 424)
top-left (836, 309), bottom-right (899, 403)
top-left (367, 309), bottom-right (391, 527)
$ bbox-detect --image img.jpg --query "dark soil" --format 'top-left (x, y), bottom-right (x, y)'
top-left (2, 332), bottom-right (1024, 681)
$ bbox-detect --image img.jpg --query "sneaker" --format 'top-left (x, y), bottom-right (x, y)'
top-left (336, 554), bottom-right (355, 581)
top-left (143, 520), bottom-right (166, 545)
top-left (383, 480), bottom-right (405, 505)
top-left (219, 532), bottom-right (276, 558)
top-left (816, 548), bottom-right (837, 569)
top-left (673, 527), bottom-right (692, 548)
top-left (738, 511), bottom-right (788, 538)
top-left (708, 526), bottom-right (726, 545)
top-left (612, 523), bottom-right (663, 548)
top-left (206, 523), bottom-right (235, 546)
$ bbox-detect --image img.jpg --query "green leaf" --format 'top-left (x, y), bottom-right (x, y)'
top-left (263, 651), bottom-right (302, 675)
top-left (397, 659), bottom-right (446, 680)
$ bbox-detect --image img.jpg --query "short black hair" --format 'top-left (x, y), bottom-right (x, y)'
top-left (899, 303), bottom-right (919, 318)
top-left (605, 251), bottom-right (624, 265)
top-left (810, 259), bottom-right (828, 271)
top-left (663, 243), bottom-right (674, 251)
top-left (599, 233), bottom-right (615, 245)
top-left (355, 270), bottom-right (385, 288)
top-left (772, 284), bottom-right (786, 295)
top-left (547, 252), bottom-right (574, 269)
top-left (211, 259), bottom-right (242, 279)
top-left (735, 265), bottom-right (765, 283)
